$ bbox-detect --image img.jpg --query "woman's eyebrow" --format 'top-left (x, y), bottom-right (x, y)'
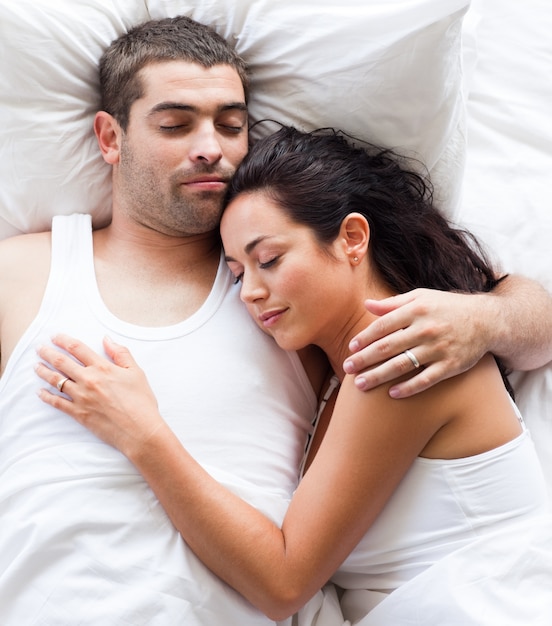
top-left (224, 235), bottom-right (273, 263)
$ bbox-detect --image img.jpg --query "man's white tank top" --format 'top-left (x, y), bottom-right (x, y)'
top-left (0, 214), bottom-right (316, 625)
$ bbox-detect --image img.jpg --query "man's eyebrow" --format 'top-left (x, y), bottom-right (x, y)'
top-left (149, 102), bottom-right (247, 115)
top-left (222, 102), bottom-right (248, 113)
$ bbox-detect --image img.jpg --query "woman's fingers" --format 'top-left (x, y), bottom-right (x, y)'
top-left (50, 334), bottom-right (101, 367)
top-left (36, 335), bottom-right (115, 404)
top-left (36, 343), bottom-right (83, 384)
top-left (37, 334), bottom-right (120, 382)
top-left (34, 362), bottom-right (80, 420)
top-left (35, 361), bottom-right (73, 394)
top-left (103, 336), bottom-right (136, 369)
top-left (35, 336), bottom-right (165, 457)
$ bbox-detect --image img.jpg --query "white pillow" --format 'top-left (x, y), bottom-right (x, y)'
top-left (0, 0), bottom-right (150, 238)
top-left (0, 0), bottom-right (470, 240)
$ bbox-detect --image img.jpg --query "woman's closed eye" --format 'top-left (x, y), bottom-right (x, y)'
top-left (259, 256), bottom-right (279, 270)
top-left (231, 257), bottom-right (279, 284)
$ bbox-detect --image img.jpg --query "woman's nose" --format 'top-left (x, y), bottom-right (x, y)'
top-left (239, 273), bottom-right (267, 304)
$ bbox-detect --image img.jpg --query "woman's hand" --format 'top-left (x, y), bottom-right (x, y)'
top-left (36, 334), bottom-right (165, 459)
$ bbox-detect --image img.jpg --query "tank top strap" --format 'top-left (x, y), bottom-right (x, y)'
top-left (509, 395), bottom-right (527, 431)
top-left (299, 374), bottom-right (340, 478)
top-left (50, 213), bottom-right (93, 279)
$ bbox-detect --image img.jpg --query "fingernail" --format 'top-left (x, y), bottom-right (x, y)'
top-left (343, 359), bottom-right (354, 374)
top-left (349, 339), bottom-right (359, 352)
top-left (354, 376), bottom-right (367, 391)
top-left (389, 387), bottom-right (401, 398)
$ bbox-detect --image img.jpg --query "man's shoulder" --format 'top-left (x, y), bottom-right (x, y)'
top-left (0, 230), bottom-right (52, 279)
top-left (0, 230), bottom-right (52, 368)
top-left (0, 229), bottom-right (51, 250)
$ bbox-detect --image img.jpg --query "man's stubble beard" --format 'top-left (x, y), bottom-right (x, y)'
top-left (118, 141), bottom-right (227, 237)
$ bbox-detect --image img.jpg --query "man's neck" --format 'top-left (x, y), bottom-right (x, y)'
top-left (91, 222), bottom-right (222, 326)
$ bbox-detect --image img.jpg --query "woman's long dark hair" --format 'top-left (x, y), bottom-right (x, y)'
top-left (225, 125), bottom-right (512, 394)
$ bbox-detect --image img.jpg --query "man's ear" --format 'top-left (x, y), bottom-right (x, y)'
top-left (94, 111), bottom-right (122, 165)
top-left (340, 213), bottom-right (370, 264)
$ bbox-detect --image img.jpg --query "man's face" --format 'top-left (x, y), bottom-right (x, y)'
top-left (114, 60), bottom-right (248, 236)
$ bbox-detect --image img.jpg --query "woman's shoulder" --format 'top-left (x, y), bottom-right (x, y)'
top-left (415, 353), bottom-right (523, 459)
top-left (334, 353), bottom-right (517, 461)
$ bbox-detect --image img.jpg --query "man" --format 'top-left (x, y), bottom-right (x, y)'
top-left (0, 16), bottom-right (551, 625)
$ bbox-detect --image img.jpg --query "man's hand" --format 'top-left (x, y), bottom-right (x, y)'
top-left (343, 289), bottom-right (487, 398)
top-left (343, 277), bottom-right (552, 399)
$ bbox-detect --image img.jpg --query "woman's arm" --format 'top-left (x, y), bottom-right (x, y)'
top-left (36, 334), bottom-right (441, 620)
top-left (343, 275), bottom-right (552, 398)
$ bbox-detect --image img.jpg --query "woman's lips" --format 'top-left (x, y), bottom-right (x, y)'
top-left (259, 308), bottom-right (287, 328)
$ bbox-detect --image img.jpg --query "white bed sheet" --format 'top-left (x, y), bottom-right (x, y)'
top-left (460, 0), bottom-right (552, 493)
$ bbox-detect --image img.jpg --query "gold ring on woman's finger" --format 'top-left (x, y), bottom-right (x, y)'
top-left (56, 376), bottom-right (70, 393)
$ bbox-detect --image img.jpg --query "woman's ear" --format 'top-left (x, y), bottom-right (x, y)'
top-left (94, 111), bottom-right (122, 165)
top-left (340, 213), bottom-right (370, 264)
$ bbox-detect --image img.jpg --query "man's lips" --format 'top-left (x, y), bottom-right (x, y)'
top-left (259, 308), bottom-right (288, 328)
top-left (182, 176), bottom-right (228, 191)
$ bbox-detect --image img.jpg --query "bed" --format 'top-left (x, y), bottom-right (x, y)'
top-left (1, 0), bottom-right (551, 623)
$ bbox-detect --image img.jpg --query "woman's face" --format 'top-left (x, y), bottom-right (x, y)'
top-left (220, 191), bottom-right (354, 352)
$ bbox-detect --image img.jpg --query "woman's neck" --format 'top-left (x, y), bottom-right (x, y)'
top-left (319, 309), bottom-right (378, 381)
top-left (322, 282), bottom-right (396, 380)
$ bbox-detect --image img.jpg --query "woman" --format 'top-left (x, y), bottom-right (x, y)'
top-left (36, 127), bottom-right (550, 622)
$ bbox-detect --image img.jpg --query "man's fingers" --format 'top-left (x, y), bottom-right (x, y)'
top-left (351, 317), bottom-right (396, 352)
top-left (388, 365), bottom-right (441, 398)
top-left (344, 327), bottom-right (422, 374)
top-left (363, 293), bottom-right (416, 317)
top-left (354, 361), bottom-right (446, 399)
top-left (350, 349), bottom-right (423, 389)
top-left (388, 359), bottom-right (463, 398)
top-left (349, 305), bottom-right (418, 354)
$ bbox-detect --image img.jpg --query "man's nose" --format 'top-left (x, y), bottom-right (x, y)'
top-left (188, 124), bottom-right (223, 164)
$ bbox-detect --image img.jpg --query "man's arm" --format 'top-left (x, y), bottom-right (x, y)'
top-left (343, 275), bottom-right (552, 399)
top-left (0, 232), bottom-right (51, 375)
